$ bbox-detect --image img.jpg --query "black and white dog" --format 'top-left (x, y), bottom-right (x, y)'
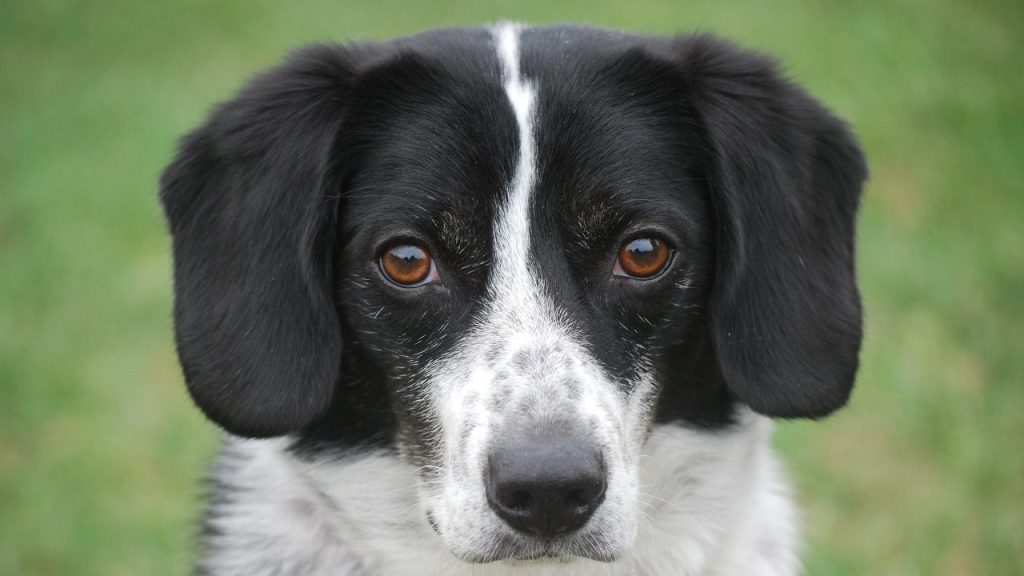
top-left (160, 23), bottom-right (866, 576)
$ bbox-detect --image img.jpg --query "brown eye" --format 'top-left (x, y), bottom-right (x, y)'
top-left (615, 236), bottom-right (672, 279)
top-left (380, 243), bottom-right (436, 287)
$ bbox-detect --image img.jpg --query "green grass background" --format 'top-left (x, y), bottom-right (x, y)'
top-left (1, 0), bottom-right (1022, 574)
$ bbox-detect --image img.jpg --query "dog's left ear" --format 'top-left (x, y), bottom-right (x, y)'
top-left (676, 35), bottom-right (868, 418)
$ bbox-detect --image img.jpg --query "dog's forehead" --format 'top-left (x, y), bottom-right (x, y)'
top-left (342, 26), bottom-right (701, 253)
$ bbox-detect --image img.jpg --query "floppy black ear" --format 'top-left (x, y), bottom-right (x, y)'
top-left (159, 45), bottom-right (358, 437)
top-left (677, 35), bottom-right (868, 418)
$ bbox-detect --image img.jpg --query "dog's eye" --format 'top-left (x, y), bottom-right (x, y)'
top-left (380, 243), bottom-right (437, 287)
top-left (614, 236), bottom-right (673, 279)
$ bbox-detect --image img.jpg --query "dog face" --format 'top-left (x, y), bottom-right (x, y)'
top-left (160, 24), bottom-right (865, 564)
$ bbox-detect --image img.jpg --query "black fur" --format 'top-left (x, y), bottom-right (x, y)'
top-left (676, 35), bottom-right (867, 418)
top-left (160, 45), bottom-right (357, 437)
top-left (160, 25), bottom-right (865, 454)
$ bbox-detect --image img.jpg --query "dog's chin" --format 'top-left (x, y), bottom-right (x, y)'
top-left (446, 533), bottom-right (624, 565)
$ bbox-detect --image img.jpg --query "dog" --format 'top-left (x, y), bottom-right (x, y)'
top-left (159, 22), bottom-right (866, 576)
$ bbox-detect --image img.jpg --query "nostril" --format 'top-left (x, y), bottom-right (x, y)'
top-left (565, 487), bottom-right (592, 510)
top-left (507, 490), bottom-right (532, 513)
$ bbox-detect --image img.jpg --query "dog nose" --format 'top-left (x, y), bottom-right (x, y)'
top-left (486, 434), bottom-right (606, 538)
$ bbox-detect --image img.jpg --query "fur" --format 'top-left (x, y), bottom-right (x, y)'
top-left (198, 413), bottom-right (797, 576)
top-left (160, 22), bottom-right (866, 576)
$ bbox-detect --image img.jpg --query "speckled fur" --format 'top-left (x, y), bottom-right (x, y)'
top-left (198, 413), bottom-right (798, 576)
top-left (161, 20), bottom-right (866, 576)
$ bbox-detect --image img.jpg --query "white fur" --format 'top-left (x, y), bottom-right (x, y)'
top-left (198, 22), bottom-right (801, 575)
top-left (199, 414), bottom-right (798, 575)
top-left (408, 22), bottom-right (660, 562)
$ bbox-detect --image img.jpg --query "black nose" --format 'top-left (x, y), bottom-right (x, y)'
top-left (486, 433), bottom-right (606, 538)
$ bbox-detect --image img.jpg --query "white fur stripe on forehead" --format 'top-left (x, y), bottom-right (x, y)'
top-left (490, 23), bottom-right (543, 316)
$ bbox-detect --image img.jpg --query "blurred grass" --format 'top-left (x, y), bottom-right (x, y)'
top-left (1, 0), bottom-right (1021, 574)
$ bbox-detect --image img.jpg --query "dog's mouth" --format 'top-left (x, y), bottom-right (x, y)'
top-left (507, 546), bottom-right (620, 564)
top-left (455, 545), bottom-right (615, 565)
top-left (495, 550), bottom-right (575, 564)
top-left (442, 526), bottom-right (621, 564)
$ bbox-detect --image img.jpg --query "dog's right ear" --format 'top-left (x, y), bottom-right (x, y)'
top-left (159, 45), bottom-right (357, 438)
